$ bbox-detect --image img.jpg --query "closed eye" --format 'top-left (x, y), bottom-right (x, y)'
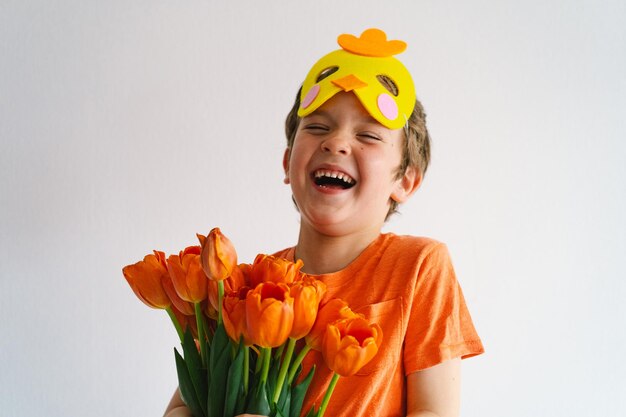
top-left (358, 132), bottom-right (382, 141)
top-left (303, 124), bottom-right (329, 133)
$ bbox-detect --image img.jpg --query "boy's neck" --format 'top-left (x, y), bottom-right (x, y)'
top-left (294, 224), bottom-right (381, 275)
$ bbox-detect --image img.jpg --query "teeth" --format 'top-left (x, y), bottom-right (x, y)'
top-left (314, 170), bottom-right (355, 184)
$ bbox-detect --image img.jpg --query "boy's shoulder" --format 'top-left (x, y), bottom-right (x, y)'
top-left (381, 232), bottom-right (446, 254)
top-left (377, 233), bottom-right (453, 269)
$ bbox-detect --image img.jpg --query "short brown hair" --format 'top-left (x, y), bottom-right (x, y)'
top-left (284, 89), bottom-right (431, 219)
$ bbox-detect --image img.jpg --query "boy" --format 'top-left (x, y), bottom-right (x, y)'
top-left (165, 28), bottom-right (483, 417)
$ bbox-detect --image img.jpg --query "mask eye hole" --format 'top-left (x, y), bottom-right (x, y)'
top-left (316, 66), bottom-right (339, 82)
top-left (377, 75), bottom-right (399, 96)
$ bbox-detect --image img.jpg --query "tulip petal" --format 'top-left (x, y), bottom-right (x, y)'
top-left (321, 317), bottom-right (383, 377)
top-left (246, 283), bottom-right (294, 347)
top-left (123, 253), bottom-right (171, 309)
top-left (167, 249), bottom-right (207, 304)
top-left (201, 228), bottom-right (238, 281)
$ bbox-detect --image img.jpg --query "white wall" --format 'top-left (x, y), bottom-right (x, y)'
top-left (1, 1), bottom-right (625, 416)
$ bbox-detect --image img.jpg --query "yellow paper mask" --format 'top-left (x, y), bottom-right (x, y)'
top-left (298, 28), bottom-right (416, 130)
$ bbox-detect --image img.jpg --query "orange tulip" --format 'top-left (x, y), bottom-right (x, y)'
top-left (123, 250), bottom-right (171, 309)
top-left (322, 316), bottom-right (383, 377)
top-left (208, 263), bottom-right (248, 314)
top-left (248, 254), bottom-right (304, 288)
top-left (289, 275), bottom-right (327, 339)
top-left (222, 287), bottom-right (252, 345)
top-left (167, 246), bottom-right (207, 303)
top-left (199, 228), bottom-right (237, 281)
top-left (306, 298), bottom-right (359, 351)
top-left (162, 270), bottom-right (195, 316)
top-left (246, 282), bottom-right (294, 347)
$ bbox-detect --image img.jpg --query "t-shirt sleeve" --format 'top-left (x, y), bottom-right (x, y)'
top-left (403, 242), bottom-right (484, 375)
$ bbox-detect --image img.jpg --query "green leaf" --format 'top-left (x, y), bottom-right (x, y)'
top-left (223, 341), bottom-right (245, 417)
top-left (237, 344), bottom-right (250, 413)
top-left (267, 353), bottom-right (279, 402)
top-left (275, 379), bottom-right (291, 417)
top-left (207, 324), bottom-right (232, 417)
top-left (175, 348), bottom-right (204, 417)
top-left (246, 380), bottom-right (271, 416)
top-left (182, 328), bottom-right (208, 416)
top-left (205, 338), bottom-right (212, 389)
top-left (290, 365), bottom-right (315, 417)
top-left (209, 323), bottom-right (230, 377)
top-left (234, 383), bottom-right (246, 416)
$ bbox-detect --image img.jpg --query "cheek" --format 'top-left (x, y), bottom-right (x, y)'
top-left (288, 147), bottom-right (308, 181)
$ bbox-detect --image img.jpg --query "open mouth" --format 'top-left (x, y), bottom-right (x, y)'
top-left (313, 169), bottom-right (356, 190)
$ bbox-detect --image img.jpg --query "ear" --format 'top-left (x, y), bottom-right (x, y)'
top-left (391, 166), bottom-right (422, 203)
top-left (282, 148), bottom-right (291, 184)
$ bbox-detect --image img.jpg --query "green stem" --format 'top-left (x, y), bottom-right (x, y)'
top-left (317, 373), bottom-right (340, 417)
top-left (288, 344), bottom-right (312, 384)
top-left (165, 307), bottom-right (184, 343)
top-left (273, 338), bottom-right (296, 403)
top-left (243, 345), bottom-right (250, 396)
top-left (194, 302), bottom-right (208, 367)
top-left (217, 280), bottom-right (224, 325)
top-left (260, 347), bottom-right (272, 385)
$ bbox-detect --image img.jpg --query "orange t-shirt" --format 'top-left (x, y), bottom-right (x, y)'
top-left (274, 233), bottom-right (484, 417)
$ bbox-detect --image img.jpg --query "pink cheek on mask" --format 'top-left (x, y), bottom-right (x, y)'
top-left (301, 84), bottom-right (320, 109)
top-left (377, 93), bottom-right (398, 120)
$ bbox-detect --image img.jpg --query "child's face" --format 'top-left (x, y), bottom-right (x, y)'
top-left (284, 92), bottom-right (415, 237)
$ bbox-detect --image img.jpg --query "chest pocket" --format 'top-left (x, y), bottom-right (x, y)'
top-left (354, 297), bottom-right (404, 376)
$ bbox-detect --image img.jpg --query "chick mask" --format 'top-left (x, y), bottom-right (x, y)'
top-left (298, 28), bottom-right (416, 130)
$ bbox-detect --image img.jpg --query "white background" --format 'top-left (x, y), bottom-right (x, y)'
top-left (1, 1), bottom-right (625, 416)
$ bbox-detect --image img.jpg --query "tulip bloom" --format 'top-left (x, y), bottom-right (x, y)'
top-left (222, 287), bottom-right (252, 345)
top-left (248, 254), bottom-right (304, 288)
top-left (289, 276), bottom-right (327, 339)
top-left (167, 246), bottom-right (207, 303)
top-left (199, 228), bottom-right (237, 281)
top-left (306, 298), bottom-right (359, 351)
top-left (322, 317), bottom-right (383, 377)
top-left (246, 282), bottom-right (294, 347)
top-left (123, 251), bottom-right (172, 309)
top-left (162, 270), bottom-right (195, 316)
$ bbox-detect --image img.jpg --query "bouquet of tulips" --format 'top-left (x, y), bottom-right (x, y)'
top-left (123, 228), bottom-right (383, 417)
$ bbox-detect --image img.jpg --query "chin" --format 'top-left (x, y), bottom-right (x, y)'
top-left (302, 213), bottom-right (347, 235)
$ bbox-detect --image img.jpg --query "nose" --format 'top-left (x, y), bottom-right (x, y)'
top-left (321, 131), bottom-right (351, 155)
